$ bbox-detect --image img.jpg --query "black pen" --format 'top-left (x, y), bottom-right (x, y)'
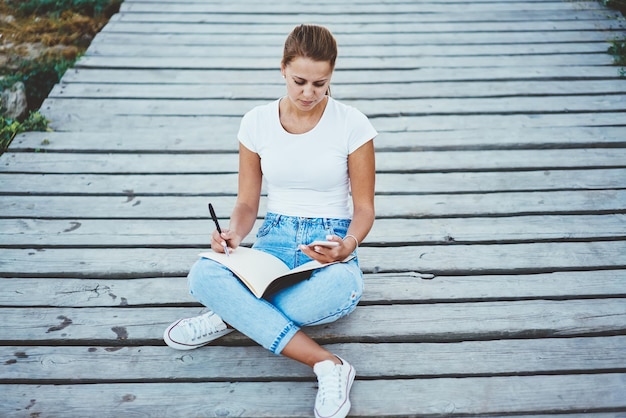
top-left (208, 203), bottom-right (229, 256)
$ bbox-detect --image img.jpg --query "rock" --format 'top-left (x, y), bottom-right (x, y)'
top-left (1, 81), bottom-right (29, 120)
top-left (1, 14), bottom-right (16, 24)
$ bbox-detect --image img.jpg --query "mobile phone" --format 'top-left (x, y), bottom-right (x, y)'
top-left (308, 240), bottom-right (340, 247)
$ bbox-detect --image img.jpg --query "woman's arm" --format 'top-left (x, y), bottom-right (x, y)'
top-left (211, 143), bottom-right (263, 252)
top-left (344, 139), bottom-right (376, 250)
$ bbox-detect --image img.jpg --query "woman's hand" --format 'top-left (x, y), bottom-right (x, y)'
top-left (211, 228), bottom-right (242, 254)
top-left (299, 234), bottom-right (357, 263)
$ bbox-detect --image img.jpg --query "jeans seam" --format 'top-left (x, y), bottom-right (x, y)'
top-left (270, 321), bottom-right (299, 354)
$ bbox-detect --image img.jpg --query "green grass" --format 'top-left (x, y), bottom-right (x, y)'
top-left (7, 0), bottom-right (122, 18)
top-left (600, 0), bottom-right (626, 76)
top-left (608, 37), bottom-right (626, 66)
top-left (608, 34), bottom-right (626, 76)
top-left (1, 111), bottom-right (50, 153)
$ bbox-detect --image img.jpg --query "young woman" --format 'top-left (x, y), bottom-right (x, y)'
top-left (164, 24), bottom-right (377, 418)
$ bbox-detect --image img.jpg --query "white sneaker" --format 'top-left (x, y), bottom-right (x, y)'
top-left (163, 310), bottom-right (233, 350)
top-left (313, 356), bottom-right (356, 418)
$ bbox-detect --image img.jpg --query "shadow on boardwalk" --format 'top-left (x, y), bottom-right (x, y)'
top-left (1, 0), bottom-right (626, 416)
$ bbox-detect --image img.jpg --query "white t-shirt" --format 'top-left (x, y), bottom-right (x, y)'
top-left (238, 97), bottom-right (377, 219)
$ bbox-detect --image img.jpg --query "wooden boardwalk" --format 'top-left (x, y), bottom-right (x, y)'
top-left (2, 0), bottom-right (626, 416)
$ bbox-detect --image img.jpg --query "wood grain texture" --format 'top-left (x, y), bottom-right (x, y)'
top-left (1, 0), bottom-right (625, 415)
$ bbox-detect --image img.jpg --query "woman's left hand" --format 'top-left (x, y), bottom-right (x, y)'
top-left (298, 234), bottom-right (356, 263)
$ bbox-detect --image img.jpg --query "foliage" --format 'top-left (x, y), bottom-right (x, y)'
top-left (1, 112), bottom-right (49, 153)
top-left (600, 0), bottom-right (626, 14)
top-left (607, 37), bottom-right (626, 77)
top-left (1, 55), bottom-right (76, 112)
top-left (608, 37), bottom-right (626, 66)
top-left (0, 0), bottom-right (118, 152)
top-left (1, 2), bottom-right (112, 48)
top-left (599, 0), bottom-right (626, 76)
top-left (6, 0), bottom-right (122, 18)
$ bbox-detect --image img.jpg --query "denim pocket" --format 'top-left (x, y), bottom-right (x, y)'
top-left (255, 213), bottom-right (281, 239)
top-left (328, 218), bottom-right (351, 238)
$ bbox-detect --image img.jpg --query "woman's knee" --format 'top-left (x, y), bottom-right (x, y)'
top-left (187, 258), bottom-right (208, 291)
top-left (270, 262), bottom-right (363, 326)
top-left (187, 258), bottom-right (228, 298)
top-left (320, 262), bottom-right (364, 295)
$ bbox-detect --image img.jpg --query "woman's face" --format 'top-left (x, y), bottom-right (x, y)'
top-left (281, 57), bottom-right (333, 112)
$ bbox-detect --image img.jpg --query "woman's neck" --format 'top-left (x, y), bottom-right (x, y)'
top-left (279, 96), bottom-right (329, 134)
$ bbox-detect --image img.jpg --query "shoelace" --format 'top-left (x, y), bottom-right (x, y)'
top-left (316, 365), bottom-right (344, 405)
top-left (181, 314), bottom-right (219, 342)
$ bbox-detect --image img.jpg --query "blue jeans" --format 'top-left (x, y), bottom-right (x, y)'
top-left (187, 212), bottom-right (363, 354)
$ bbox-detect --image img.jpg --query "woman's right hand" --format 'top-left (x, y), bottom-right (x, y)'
top-left (211, 228), bottom-right (241, 253)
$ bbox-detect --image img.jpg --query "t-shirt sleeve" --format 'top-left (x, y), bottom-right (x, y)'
top-left (347, 107), bottom-right (378, 154)
top-left (237, 109), bottom-right (258, 153)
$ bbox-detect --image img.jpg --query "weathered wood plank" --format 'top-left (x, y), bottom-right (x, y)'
top-left (2, 169), bottom-right (624, 195)
top-left (40, 96), bottom-right (626, 120)
top-left (2, 270), bottom-right (624, 307)
top-left (49, 80), bottom-right (626, 100)
top-left (0, 372), bottom-right (626, 418)
top-left (40, 111), bottom-right (626, 132)
top-left (375, 169), bottom-right (626, 194)
top-left (514, 415), bottom-right (626, 418)
top-left (0, 152), bottom-right (240, 174)
top-left (363, 270), bottom-right (626, 303)
top-left (85, 43), bottom-right (614, 59)
top-left (2, 190), bottom-right (624, 219)
top-left (3, 374), bottom-right (626, 417)
top-left (121, 0), bottom-right (562, 3)
top-left (119, 0), bottom-right (600, 4)
top-left (107, 10), bottom-right (622, 25)
top-left (11, 126), bottom-right (626, 153)
top-left (371, 112), bottom-right (626, 132)
top-left (118, 1), bottom-right (610, 14)
top-left (59, 67), bottom-right (625, 85)
top-left (2, 215), bottom-right (624, 246)
top-left (74, 54), bottom-right (616, 70)
top-left (1, 241), bottom-right (625, 277)
top-left (2, 336), bottom-right (625, 381)
top-left (89, 30), bottom-right (617, 48)
top-left (1, 299), bottom-right (625, 343)
top-left (4, 149), bottom-right (626, 174)
top-left (371, 126), bottom-right (626, 151)
top-left (99, 20), bottom-right (626, 35)
top-left (2, 0), bottom-right (624, 416)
